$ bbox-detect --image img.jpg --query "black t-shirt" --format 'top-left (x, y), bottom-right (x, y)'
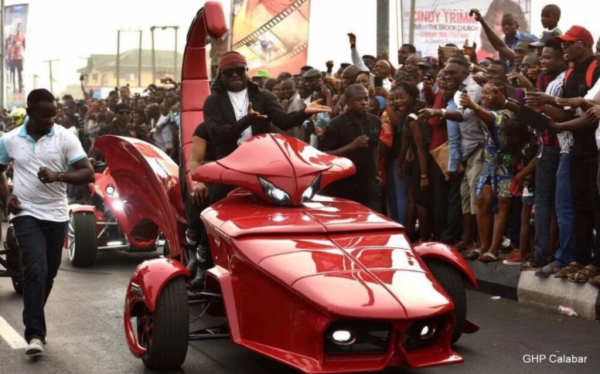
top-left (563, 56), bottom-right (600, 158)
top-left (319, 113), bottom-right (382, 203)
top-left (193, 123), bottom-right (216, 162)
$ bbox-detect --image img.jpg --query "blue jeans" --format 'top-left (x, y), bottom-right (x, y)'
top-left (554, 153), bottom-right (575, 267)
top-left (12, 216), bottom-right (67, 342)
top-left (533, 145), bottom-right (559, 263)
top-left (387, 159), bottom-right (410, 225)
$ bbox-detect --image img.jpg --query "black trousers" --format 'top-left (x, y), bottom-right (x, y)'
top-left (440, 174), bottom-right (463, 244)
top-left (430, 160), bottom-right (449, 241)
top-left (12, 216), bottom-right (67, 342)
top-left (570, 153), bottom-right (600, 266)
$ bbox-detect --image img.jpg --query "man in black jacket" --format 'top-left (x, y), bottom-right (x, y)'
top-left (204, 51), bottom-right (330, 201)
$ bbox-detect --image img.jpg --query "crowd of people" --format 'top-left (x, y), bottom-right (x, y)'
top-left (188, 3), bottom-right (600, 288)
top-left (3, 2), bottom-right (600, 357)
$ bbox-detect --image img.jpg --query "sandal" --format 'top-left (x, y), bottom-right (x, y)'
top-left (589, 274), bottom-right (600, 288)
top-left (568, 265), bottom-right (600, 284)
top-left (462, 249), bottom-right (482, 260)
top-left (478, 252), bottom-right (499, 263)
top-left (554, 262), bottom-right (585, 279)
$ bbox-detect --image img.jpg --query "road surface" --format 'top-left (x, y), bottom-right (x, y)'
top-left (1, 234), bottom-right (599, 374)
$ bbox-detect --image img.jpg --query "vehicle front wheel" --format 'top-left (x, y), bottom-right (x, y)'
top-left (138, 276), bottom-right (189, 369)
top-left (68, 212), bottom-right (98, 267)
top-left (425, 260), bottom-right (467, 344)
top-left (5, 225), bottom-right (23, 295)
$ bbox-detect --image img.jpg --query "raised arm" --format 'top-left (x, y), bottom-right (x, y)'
top-left (471, 9), bottom-right (514, 61)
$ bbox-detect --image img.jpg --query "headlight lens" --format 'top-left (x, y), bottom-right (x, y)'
top-left (302, 175), bottom-right (321, 202)
top-left (259, 177), bottom-right (292, 206)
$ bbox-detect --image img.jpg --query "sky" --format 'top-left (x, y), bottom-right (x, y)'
top-left (7, 0), bottom-right (600, 96)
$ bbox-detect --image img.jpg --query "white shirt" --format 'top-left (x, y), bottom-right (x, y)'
top-left (228, 89), bottom-right (251, 142)
top-left (151, 114), bottom-right (174, 151)
top-left (0, 123), bottom-right (86, 222)
top-left (587, 79), bottom-right (600, 148)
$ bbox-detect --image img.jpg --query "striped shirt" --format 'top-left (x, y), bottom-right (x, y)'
top-left (538, 71), bottom-right (566, 149)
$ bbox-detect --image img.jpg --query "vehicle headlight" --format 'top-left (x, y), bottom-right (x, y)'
top-left (106, 184), bottom-right (116, 196)
top-left (259, 177), bottom-right (292, 206)
top-left (302, 175), bottom-right (321, 202)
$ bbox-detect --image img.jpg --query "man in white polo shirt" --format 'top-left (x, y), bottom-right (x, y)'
top-left (0, 89), bottom-right (94, 357)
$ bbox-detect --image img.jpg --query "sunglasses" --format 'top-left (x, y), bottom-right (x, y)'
top-left (222, 67), bottom-right (247, 77)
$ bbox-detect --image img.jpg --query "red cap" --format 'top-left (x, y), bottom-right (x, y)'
top-left (218, 51), bottom-right (247, 70)
top-left (555, 26), bottom-right (594, 47)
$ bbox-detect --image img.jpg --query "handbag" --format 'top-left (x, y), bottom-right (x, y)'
top-left (430, 141), bottom-right (464, 181)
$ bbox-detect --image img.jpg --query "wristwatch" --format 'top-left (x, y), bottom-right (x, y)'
top-left (421, 174), bottom-right (428, 179)
top-left (440, 109), bottom-right (447, 119)
top-left (58, 173), bottom-right (65, 182)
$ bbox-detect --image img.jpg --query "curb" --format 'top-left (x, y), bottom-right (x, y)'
top-left (466, 261), bottom-right (600, 321)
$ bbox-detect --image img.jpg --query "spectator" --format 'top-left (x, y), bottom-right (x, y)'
top-left (320, 84), bottom-right (382, 212)
top-left (396, 81), bottom-right (433, 241)
top-left (398, 43), bottom-right (416, 66)
top-left (444, 57), bottom-right (485, 254)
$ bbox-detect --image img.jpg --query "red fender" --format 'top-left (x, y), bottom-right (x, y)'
top-left (124, 258), bottom-right (190, 358)
top-left (415, 242), bottom-right (480, 335)
top-left (414, 242), bottom-right (478, 289)
top-left (68, 204), bottom-right (96, 214)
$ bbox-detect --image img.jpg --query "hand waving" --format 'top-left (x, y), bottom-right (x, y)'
top-left (304, 99), bottom-right (332, 115)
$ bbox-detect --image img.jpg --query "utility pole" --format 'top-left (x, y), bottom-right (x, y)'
top-left (43, 60), bottom-right (58, 93)
top-left (1, 0), bottom-right (5, 108)
top-left (409, 0), bottom-right (416, 45)
top-left (376, 0), bottom-right (389, 56)
top-left (150, 26), bottom-right (179, 84)
top-left (116, 29), bottom-right (143, 88)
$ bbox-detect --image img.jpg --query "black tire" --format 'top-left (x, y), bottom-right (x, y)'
top-left (5, 226), bottom-right (23, 295)
top-left (68, 212), bottom-right (98, 268)
top-left (425, 260), bottom-right (467, 344)
top-left (140, 276), bottom-right (189, 369)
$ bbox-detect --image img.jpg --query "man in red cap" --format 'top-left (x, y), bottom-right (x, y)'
top-left (526, 27), bottom-right (600, 280)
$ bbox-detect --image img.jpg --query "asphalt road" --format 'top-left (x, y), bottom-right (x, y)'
top-left (1, 230), bottom-right (600, 374)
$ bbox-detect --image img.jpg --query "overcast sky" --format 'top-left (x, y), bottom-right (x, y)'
top-left (8, 0), bottom-right (600, 95)
top-left (10, 0), bottom-right (232, 92)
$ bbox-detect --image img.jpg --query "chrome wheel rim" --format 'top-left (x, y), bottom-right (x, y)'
top-left (68, 215), bottom-right (76, 261)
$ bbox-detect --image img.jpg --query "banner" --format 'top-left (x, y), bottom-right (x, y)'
top-left (4, 3), bottom-right (29, 104)
top-left (401, 0), bottom-right (531, 59)
top-left (231, 0), bottom-right (311, 78)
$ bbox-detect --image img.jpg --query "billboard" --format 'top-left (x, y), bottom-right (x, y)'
top-left (4, 3), bottom-right (29, 104)
top-left (231, 0), bottom-right (311, 77)
top-left (401, 0), bottom-right (532, 58)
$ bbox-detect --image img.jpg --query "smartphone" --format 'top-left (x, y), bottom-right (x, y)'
top-left (515, 104), bottom-right (550, 131)
top-left (306, 120), bottom-right (317, 135)
top-left (374, 77), bottom-right (384, 88)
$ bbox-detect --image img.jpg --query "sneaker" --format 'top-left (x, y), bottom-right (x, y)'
top-left (535, 263), bottom-right (561, 278)
top-left (503, 256), bottom-right (529, 265)
top-left (519, 259), bottom-right (548, 271)
top-left (500, 237), bottom-right (512, 253)
top-left (25, 338), bottom-right (44, 357)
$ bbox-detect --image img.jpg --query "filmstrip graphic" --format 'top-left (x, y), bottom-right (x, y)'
top-left (232, 0), bottom-right (309, 50)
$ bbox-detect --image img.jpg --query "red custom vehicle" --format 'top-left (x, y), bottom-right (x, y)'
top-left (119, 2), bottom-right (480, 372)
top-left (65, 157), bottom-right (172, 267)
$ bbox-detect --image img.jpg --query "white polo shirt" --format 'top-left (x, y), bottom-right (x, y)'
top-left (0, 122), bottom-right (87, 222)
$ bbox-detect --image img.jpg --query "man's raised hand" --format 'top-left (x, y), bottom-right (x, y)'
top-left (304, 99), bottom-right (332, 115)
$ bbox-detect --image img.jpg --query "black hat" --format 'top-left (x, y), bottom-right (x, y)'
top-left (530, 31), bottom-right (554, 48)
top-left (114, 103), bottom-right (133, 113)
top-left (302, 68), bottom-right (322, 79)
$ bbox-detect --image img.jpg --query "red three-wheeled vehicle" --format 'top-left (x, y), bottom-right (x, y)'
top-left (93, 2), bottom-right (481, 372)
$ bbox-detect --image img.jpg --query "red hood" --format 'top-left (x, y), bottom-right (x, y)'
top-left (94, 136), bottom-right (185, 256)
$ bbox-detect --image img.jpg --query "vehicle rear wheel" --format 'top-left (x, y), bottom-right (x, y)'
top-left (68, 212), bottom-right (98, 267)
top-left (5, 226), bottom-right (23, 295)
top-left (138, 276), bottom-right (189, 369)
top-left (425, 260), bottom-right (466, 344)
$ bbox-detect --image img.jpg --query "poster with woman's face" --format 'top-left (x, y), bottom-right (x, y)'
top-left (401, 0), bottom-right (532, 58)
